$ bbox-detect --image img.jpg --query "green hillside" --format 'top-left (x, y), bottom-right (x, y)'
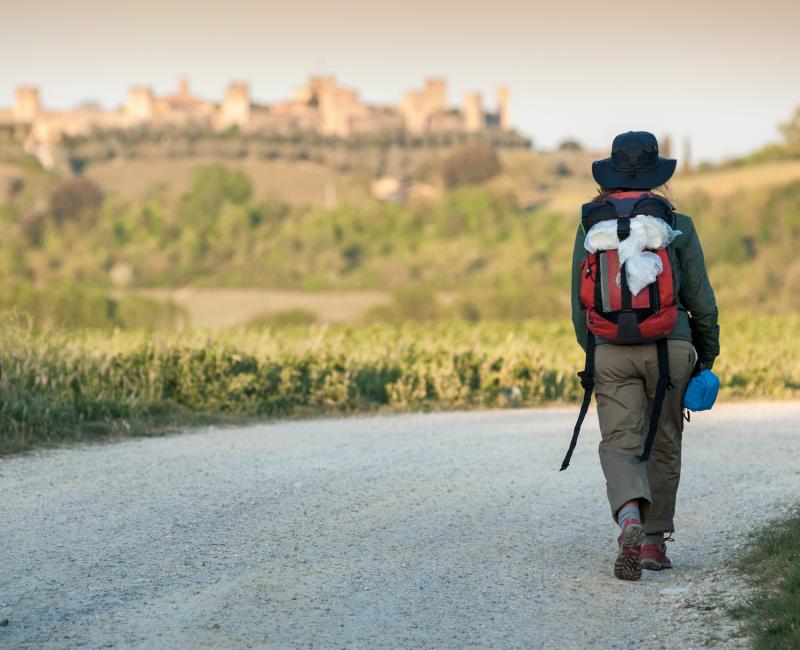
top-left (2, 132), bottom-right (800, 328)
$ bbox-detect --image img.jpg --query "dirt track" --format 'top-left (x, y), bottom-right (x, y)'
top-left (2, 403), bottom-right (799, 648)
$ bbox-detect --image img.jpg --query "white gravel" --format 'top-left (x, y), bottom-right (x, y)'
top-left (2, 402), bottom-right (799, 649)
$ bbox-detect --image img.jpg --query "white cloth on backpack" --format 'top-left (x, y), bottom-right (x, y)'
top-left (584, 215), bottom-right (682, 296)
top-left (623, 251), bottom-right (664, 295)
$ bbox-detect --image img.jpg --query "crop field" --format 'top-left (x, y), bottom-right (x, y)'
top-left (2, 314), bottom-right (798, 454)
top-left (85, 157), bottom-right (360, 206)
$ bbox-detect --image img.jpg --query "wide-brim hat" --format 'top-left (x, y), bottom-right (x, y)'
top-left (592, 131), bottom-right (676, 190)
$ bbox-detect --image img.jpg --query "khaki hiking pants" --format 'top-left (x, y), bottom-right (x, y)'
top-left (595, 339), bottom-right (697, 534)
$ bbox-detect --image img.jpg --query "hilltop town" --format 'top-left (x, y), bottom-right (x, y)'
top-left (1, 77), bottom-right (520, 167)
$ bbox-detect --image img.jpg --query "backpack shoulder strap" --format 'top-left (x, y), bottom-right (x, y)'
top-left (639, 339), bottom-right (673, 462)
top-left (560, 333), bottom-right (596, 471)
top-left (631, 195), bottom-right (676, 228)
top-left (581, 194), bottom-right (676, 232)
top-left (581, 201), bottom-right (617, 232)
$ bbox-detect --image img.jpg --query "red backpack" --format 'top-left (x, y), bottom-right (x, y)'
top-left (561, 191), bottom-right (679, 470)
top-left (580, 191), bottom-right (679, 343)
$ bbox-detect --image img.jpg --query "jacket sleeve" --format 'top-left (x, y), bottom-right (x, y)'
top-left (571, 224), bottom-right (588, 352)
top-left (676, 219), bottom-right (720, 368)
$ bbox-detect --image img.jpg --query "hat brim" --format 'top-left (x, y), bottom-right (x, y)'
top-left (591, 157), bottom-right (677, 190)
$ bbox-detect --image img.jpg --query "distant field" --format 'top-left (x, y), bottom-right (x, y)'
top-left (87, 157), bottom-right (363, 206)
top-left (541, 159), bottom-right (800, 216)
top-left (85, 150), bottom-right (800, 214)
top-left (129, 288), bottom-right (392, 328)
top-left (126, 288), bottom-right (463, 328)
top-left (676, 160), bottom-right (800, 196)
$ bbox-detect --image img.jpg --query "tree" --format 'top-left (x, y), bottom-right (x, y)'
top-left (49, 178), bottom-right (104, 223)
top-left (558, 138), bottom-right (584, 151)
top-left (441, 142), bottom-right (502, 189)
top-left (184, 164), bottom-right (253, 219)
top-left (779, 107), bottom-right (800, 148)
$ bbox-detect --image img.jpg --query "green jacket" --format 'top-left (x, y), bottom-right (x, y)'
top-left (571, 212), bottom-right (720, 368)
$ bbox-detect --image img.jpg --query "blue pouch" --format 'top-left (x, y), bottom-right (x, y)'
top-left (682, 369), bottom-right (720, 411)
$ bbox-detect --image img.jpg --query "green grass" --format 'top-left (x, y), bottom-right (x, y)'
top-left (732, 508), bottom-right (800, 649)
top-left (1, 314), bottom-right (799, 454)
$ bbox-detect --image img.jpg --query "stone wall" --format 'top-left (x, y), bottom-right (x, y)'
top-left (463, 92), bottom-right (484, 133)
top-left (126, 87), bottom-right (155, 122)
top-left (219, 82), bottom-right (250, 129)
top-left (14, 87), bottom-right (40, 122)
top-left (401, 78), bottom-right (449, 135)
top-left (3, 77), bottom-right (518, 166)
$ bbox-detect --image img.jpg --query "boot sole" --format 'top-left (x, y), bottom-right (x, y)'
top-left (642, 559), bottom-right (672, 571)
top-left (614, 523), bottom-right (643, 581)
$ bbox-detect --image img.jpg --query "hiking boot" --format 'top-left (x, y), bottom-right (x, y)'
top-left (614, 518), bottom-right (643, 581)
top-left (641, 540), bottom-right (673, 571)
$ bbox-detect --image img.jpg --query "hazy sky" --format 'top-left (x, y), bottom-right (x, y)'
top-left (2, 0), bottom-right (799, 161)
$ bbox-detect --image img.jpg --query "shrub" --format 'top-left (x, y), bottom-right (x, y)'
top-left (0, 283), bottom-right (186, 330)
top-left (558, 139), bottom-right (584, 151)
top-left (49, 178), bottom-right (104, 223)
top-left (247, 308), bottom-right (318, 328)
top-left (183, 164), bottom-right (252, 219)
top-left (363, 285), bottom-right (442, 322)
top-left (441, 142), bottom-right (502, 188)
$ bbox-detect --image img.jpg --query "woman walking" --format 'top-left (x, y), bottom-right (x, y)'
top-left (568, 131), bottom-right (720, 580)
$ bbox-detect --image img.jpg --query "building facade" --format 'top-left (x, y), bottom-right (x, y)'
top-left (2, 76), bottom-right (517, 167)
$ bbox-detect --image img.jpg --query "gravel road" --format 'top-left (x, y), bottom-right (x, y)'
top-left (2, 403), bottom-right (799, 649)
